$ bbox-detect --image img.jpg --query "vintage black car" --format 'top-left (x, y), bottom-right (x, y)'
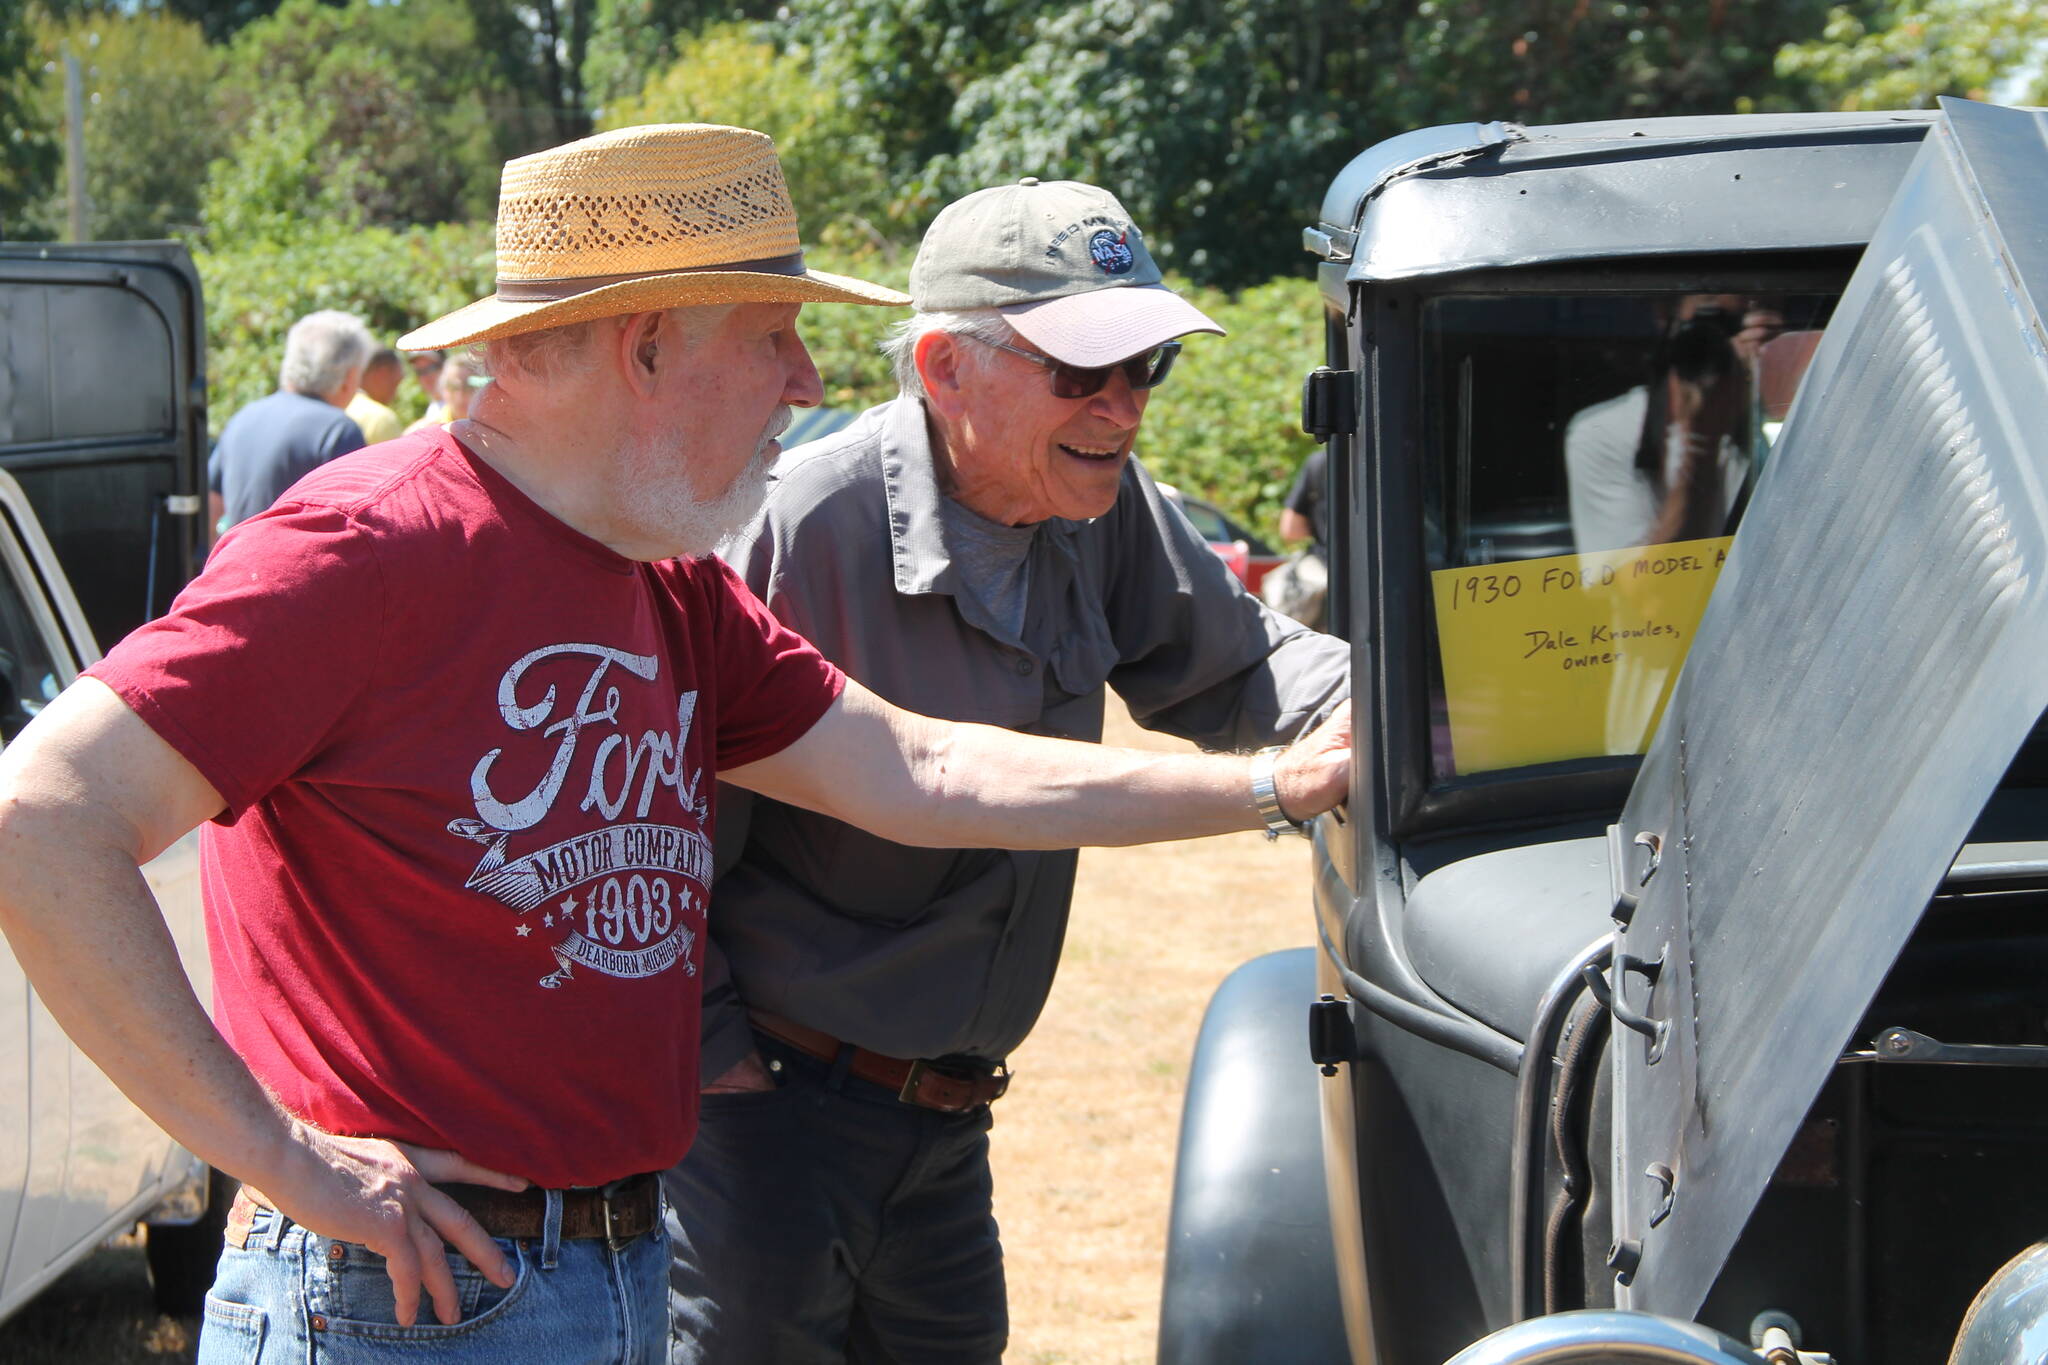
top-left (1160, 100), bottom-right (2048, 1364)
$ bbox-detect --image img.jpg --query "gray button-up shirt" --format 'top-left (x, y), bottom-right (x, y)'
top-left (704, 395), bottom-right (1349, 1076)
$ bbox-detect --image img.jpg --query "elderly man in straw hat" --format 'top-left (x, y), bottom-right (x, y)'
top-left (665, 179), bottom-right (1350, 1362)
top-left (0, 126), bottom-right (1351, 1364)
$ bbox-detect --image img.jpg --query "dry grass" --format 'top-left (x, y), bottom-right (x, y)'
top-left (0, 703), bottom-right (1314, 1365)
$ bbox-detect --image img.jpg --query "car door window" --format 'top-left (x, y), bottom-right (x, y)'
top-left (1421, 290), bottom-right (1838, 777)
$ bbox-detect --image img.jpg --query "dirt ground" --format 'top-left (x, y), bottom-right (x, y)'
top-left (993, 705), bottom-right (1316, 1364)
top-left (0, 704), bottom-right (1316, 1363)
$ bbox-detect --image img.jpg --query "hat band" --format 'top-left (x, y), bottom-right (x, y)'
top-left (495, 252), bottom-right (809, 303)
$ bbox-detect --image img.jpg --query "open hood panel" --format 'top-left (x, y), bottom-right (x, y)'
top-left (1608, 99), bottom-right (2048, 1317)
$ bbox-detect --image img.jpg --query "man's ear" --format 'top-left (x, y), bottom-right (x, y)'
top-left (617, 310), bottom-right (667, 400)
top-left (915, 331), bottom-right (967, 419)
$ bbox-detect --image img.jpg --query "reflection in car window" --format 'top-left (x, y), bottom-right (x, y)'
top-left (0, 551), bottom-right (63, 745)
top-left (1421, 291), bottom-right (1837, 778)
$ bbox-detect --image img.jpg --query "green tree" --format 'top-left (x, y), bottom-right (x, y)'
top-left (1776, 0), bottom-right (2048, 108)
top-left (16, 11), bottom-right (223, 240)
top-left (602, 23), bottom-right (899, 237)
top-left (0, 8), bottom-right (58, 236)
top-left (779, 0), bottom-right (1050, 219)
top-left (206, 0), bottom-right (511, 243)
top-left (27, 0), bottom-right (306, 45)
top-left (924, 0), bottom-right (1880, 288)
top-left (582, 0), bottom-right (776, 111)
top-left (447, 0), bottom-right (593, 154)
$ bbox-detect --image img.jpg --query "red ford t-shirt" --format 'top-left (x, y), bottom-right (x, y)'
top-left (88, 431), bottom-right (843, 1188)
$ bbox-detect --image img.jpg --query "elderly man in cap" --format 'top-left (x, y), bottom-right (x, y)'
top-left (0, 133), bottom-right (1351, 1365)
top-left (666, 179), bottom-right (1349, 1362)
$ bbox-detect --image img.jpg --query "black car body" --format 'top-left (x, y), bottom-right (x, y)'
top-left (1161, 100), bottom-right (2048, 1364)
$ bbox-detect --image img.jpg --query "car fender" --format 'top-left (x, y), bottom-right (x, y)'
top-left (1158, 947), bottom-right (1352, 1364)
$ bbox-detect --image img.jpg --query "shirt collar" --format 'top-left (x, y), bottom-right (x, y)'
top-left (879, 394), bottom-right (1093, 601)
top-left (879, 395), bottom-right (958, 598)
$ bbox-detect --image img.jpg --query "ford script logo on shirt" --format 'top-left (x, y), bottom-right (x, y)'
top-left (448, 642), bottom-right (709, 990)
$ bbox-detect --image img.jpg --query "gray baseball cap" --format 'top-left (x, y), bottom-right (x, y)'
top-left (909, 178), bottom-right (1225, 368)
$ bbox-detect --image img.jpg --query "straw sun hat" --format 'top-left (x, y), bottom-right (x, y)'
top-left (398, 124), bottom-right (907, 352)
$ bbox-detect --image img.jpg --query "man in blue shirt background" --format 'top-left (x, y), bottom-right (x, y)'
top-left (208, 310), bottom-right (374, 532)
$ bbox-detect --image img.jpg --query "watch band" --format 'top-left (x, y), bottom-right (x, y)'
top-left (1250, 746), bottom-right (1310, 841)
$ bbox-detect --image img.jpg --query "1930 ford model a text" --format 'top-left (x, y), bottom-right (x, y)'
top-left (1160, 100), bottom-right (2048, 1364)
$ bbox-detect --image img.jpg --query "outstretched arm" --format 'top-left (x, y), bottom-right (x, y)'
top-left (721, 679), bottom-right (1350, 848)
top-left (0, 679), bottom-right (526, 1327)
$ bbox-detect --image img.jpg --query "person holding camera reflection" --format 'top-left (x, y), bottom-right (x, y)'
top-left (1567, 295), bottom-right (1782, 553)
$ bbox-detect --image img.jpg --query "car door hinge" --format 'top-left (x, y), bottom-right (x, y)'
top-left (1301, 367), bottom-right (1358, 442)
top-left (1308, 993), bottom-right (1356, 1076)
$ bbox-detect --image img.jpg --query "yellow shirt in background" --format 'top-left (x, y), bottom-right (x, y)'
top-left (346, 392), bottom-right (405, 446)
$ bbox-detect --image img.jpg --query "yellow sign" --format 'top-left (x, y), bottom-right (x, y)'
top-left (1431, 536), bottom-right (1733, 774)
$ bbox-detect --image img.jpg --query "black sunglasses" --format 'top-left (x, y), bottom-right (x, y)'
top-left (967, 336), bottom-right (1181, 399)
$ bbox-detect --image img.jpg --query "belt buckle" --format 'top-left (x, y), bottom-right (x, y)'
top-left (598, 1177), bottom-right (635, 1252)
top-left (899, 1058), bottom-right (1009, 1112)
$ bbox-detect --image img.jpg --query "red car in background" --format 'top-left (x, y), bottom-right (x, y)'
top-left (1157, 484), bottom-right (1287, 594)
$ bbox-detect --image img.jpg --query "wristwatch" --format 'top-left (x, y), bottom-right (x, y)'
top-left (1249, 747), bottom-right (1311, 840)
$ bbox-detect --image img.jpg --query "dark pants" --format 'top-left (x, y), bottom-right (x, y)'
top-left (664, 1032), bottom-right (1006, 1365)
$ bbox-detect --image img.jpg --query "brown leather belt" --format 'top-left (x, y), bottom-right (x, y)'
top-left (749, 1010), bottom-right (1011, 1114)
top-left (439, 1171), bottom-right (661, 1244)
top-left (226, 1171), bottom-right (661, 1249)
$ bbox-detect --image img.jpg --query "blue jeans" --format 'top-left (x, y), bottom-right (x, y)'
top-left (665, 1031), bottom-right (1006, 1365)
top-left (200, 1194), bottom-right (668, 1364)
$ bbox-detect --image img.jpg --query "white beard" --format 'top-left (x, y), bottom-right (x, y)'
top-left (628, 407), bottom-right (788, 560)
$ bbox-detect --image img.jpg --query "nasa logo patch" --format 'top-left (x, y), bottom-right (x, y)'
top-left (1087, 229), bottom-right (1135, 276)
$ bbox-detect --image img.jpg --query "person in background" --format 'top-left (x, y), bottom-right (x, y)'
top-left (1565, 295), bottom-right (1781, 554)
top-left (346, 347), bottom-right (408, 446)
top-left (1279, 446), bottom-right (1327, 558)
top-left (440, 353), bottom-right (486, 425)
top-left (408, 352), bottom-right (485, 432)
top-left (1267, 445), bottom-right (1331, 628)
top-left (206, 309), bottom-right (372, 532)
top-left (667, 176), bottom-right (1350, 1364)
top-left (409, 348), bottom-right (448, 423)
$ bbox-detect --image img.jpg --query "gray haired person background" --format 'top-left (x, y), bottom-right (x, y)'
top-left (666, 177), bottom-right (1350, 1364)
top-left (207, 308), bottom-right (376, 531)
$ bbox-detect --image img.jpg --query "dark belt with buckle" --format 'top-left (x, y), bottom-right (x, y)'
top-left (225, 1171), bottom-right (662, 1250)
top-left (437, 1171), bottom-right (661, 1245)
top-left (749, 1010), bottom-right (1011, 1114)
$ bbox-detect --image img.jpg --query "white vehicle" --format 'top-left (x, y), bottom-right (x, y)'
top-left (0, 241), bottom-right (220, 1322)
